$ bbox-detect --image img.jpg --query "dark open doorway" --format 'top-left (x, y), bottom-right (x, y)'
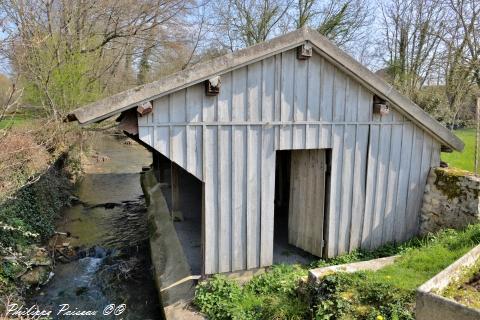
top-left (273, 149), bottom-right (331, 264)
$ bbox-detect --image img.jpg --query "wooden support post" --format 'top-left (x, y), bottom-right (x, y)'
top-left (152, 152), bottom-right (160, 181)
top-left (154, 152), bottom-right (171, 184)
top-left (171, 162), bottom-right (182, 221)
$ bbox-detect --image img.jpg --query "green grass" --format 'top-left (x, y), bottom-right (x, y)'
top-left (0, 115), bottom-right (32, 129)
top-left (368, 226), bottom-right (480, 291)
top-left (442, 128), bottom-right (476, 172)
top-left (195, 225), bottom-right (480, 320)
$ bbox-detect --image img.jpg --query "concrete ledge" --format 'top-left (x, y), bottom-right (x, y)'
top-left (416, 244), bottom-right (480, 320)
top-left (141, 169), bottom-right (204, 319)
top-left (308, 256), bottom-right (398, 283)
top-left (222, 267), bottom-right (266, 284)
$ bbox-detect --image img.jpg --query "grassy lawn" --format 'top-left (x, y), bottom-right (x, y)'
top-left (194, 224), bottom-right (480, 320)
top-left (442, 128), bottom-right (476, 172)
top-left (0, 114), bottom-right (32, 129)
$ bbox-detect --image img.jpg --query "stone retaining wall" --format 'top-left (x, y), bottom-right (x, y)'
top-left (420, 167), bottom-right (480, 235)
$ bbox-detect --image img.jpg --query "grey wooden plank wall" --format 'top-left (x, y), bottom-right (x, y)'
top-left (138, 49), bottom-right (441, 274)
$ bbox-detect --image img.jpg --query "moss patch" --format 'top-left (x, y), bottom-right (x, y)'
top-left (441, 258), bottom-right (480, 310)
top-left (434, 168), bottom-right (466, 199)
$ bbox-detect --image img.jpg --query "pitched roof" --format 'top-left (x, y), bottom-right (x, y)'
top-left (68, 27), bottom-right (463, 151)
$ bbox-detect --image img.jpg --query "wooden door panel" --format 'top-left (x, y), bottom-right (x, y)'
top-left (288, 149), bottom-right (326, 257)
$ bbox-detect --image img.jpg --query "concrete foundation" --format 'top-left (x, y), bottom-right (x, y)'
top-left (416, 244), bottom-right (480, 320)
top-left (141, 169), bottom-right (204, 319)
top-left (308, 256), bottom-right (398, 284)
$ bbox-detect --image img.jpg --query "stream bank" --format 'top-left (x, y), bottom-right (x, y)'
top-left (25, 134), bottom-right (163, 319)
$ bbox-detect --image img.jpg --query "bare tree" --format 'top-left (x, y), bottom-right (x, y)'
top-left (0, 0), bottom-right (189, 118)
top-left (211, 0), bottom-right (292, 50)
top-left (446, 0), bottom-right (480, 88)
top-left (380, 0), bottom-right (447, 98)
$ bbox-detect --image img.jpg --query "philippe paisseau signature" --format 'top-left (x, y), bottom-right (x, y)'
top-left (3, 303), bottom-right (127, 319)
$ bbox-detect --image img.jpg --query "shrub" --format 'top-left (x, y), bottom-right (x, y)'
top-left (310, 272), bottom-right (414, 320)
top-left (0, 167), bottom-right (71, 249)
top-left (246, 264), bottom-right (305, 295)
top-left (195, 266), bottom-right (309, 320)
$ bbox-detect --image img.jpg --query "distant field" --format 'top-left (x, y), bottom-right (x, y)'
top-left (442, 128), bottom-right (476, 172)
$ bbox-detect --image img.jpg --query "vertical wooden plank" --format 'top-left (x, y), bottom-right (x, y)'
top-left (260, 126), bottom-right (276, 267)
top-left (274, 53), bottom-right (282, 122)
top-left (139, 126), bottom-right (151, 146)
top-left (345, 79), bottom-right (359, 122)
top-left (320, 57), bottom-right (334, 121)
top-left (362, 125), bottom-right (379, 249)
top-left (280, 50), bottom-right (294, 149)
top-left (203, 126), bottom-right (218, 274)
top-left (153, 95), bottom-right (169, 123)
top-left (357, 86), bottom-right (373, 122)
top-left (262, 56), bottom-right (275, 122)
top-left (231, 64), bottom-right (248, 271)
top-left (203, 91), bottom-right (217, 122)
top-left (231, 126), bottom-right (247, 271)
top-left (405, 126), bottom-right (424, 239)
top-left (155, 127), bottom-right (170, 157)
top-left (292, 125), bottom-right (306, 149)
top-left (349, 85), bottom-right (370, 250)
top-left (307, 53), bottom-right (321, 121)
top-left (152, 96), bottom-right (170, 157)
top-left (186, 85), bottom-right (201, 175)
top-left (326, 125), bottom-right (344, 256)
top-left (216, 72), bottom-right (232, 231)
top-left (232, 67), bottom-right (247, 122)
top-left (337, 125), bottom-right (355, 254)
top-left (170, 91), bottom-right (187, 168)
top-left (319, 124), bottom-right (332, 148)
top-left (333, 68), bottom-right (347, 122)
top-left (311, 150), bottom-right (326, 256)
top-left (289, 151), bottom-right (306, 246)
top-left (171, 127), bottom-right (187, 168)
top-left (248, 62), bottom-right (262, 122)
top-left (306, 125), bottom-right (319, 149)
top-left (392, 108), bottom-right (404, 122)
top-left (370, 125), bottom-right (392, 249)
top-left (349, 124), bottom-right (369, 250)
top-left (171, 90), bottom-right (186, 122)
top-left (247, 126), bottom-right (262, 269)
top-left (195, 126), bottom-right (203, 180)
top-left (217, 125), bottom-right (232, 272)
top-left (186, 84), bottom-right (203, 122)
top-left (293, 55), bottom-right (307, 150)
top-left (246, 65), bottom-right (261, 261)
top-left (218, 72), bottom-right (232, 122)
top-left (186, 126), bottom-right (197, 175)
top-left (294, 56), bottom-right (308, 121)
top-left (394, 123), bottom-right (414, 242)
top-left (382, 125), bottom-right (403, 244)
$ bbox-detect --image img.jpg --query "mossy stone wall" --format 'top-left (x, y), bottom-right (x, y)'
top-left (420, 168), bottom-right (480, 234)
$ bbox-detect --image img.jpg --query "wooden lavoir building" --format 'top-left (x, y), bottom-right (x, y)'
top-left (69, 27), bottom-right (463, 275)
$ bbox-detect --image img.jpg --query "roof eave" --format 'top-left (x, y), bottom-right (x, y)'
top-left (68, 26), bottom-right (464, 152)
top-left (67, 27), bottom-right (310, 125)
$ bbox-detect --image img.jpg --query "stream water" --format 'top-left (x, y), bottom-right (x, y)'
top-left (28, 134), bottom-right (163, 319)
